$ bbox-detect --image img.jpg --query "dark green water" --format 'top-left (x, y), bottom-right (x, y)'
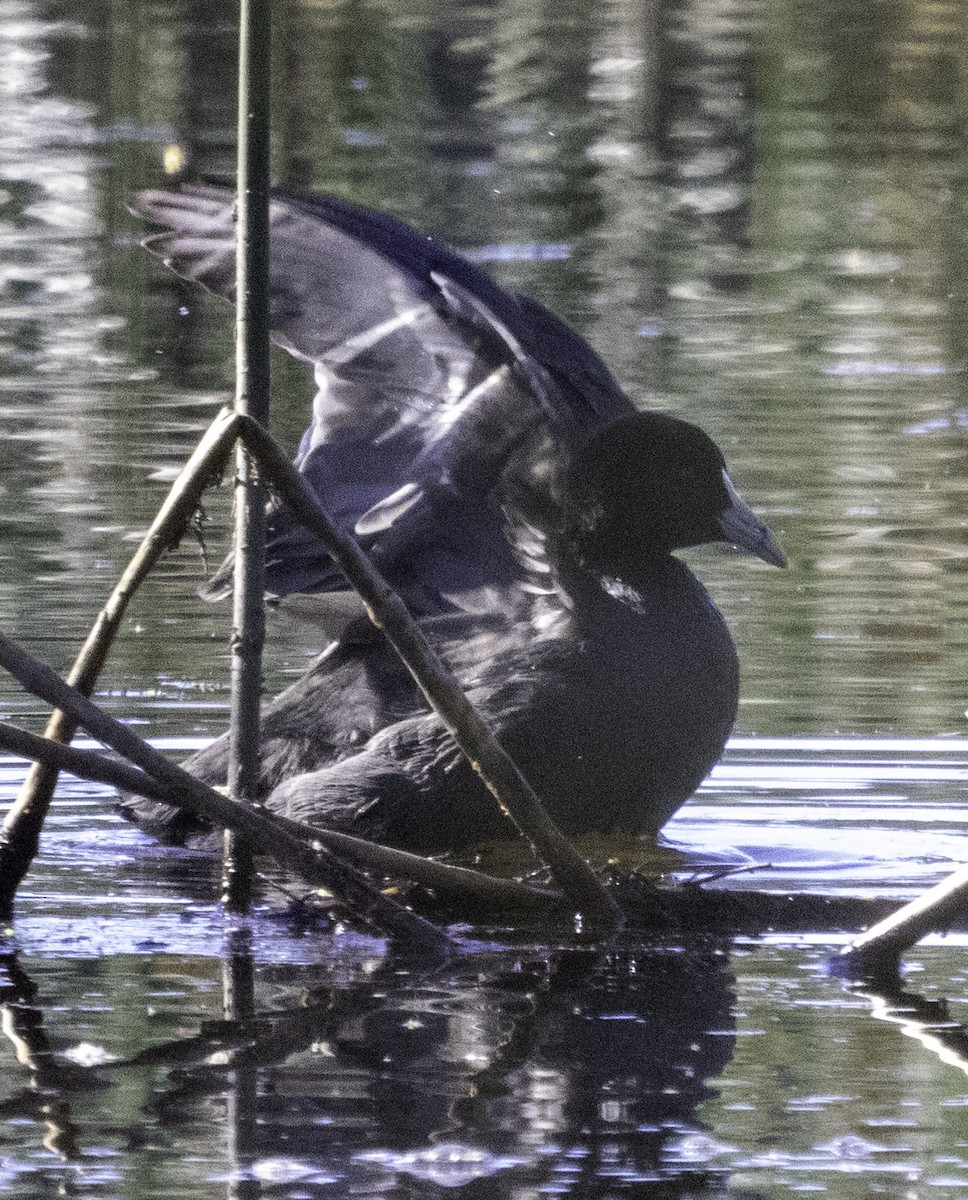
top-left (3, 0), bottom-right (968, 1195)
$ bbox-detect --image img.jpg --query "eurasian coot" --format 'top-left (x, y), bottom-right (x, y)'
top-left (121, 186), bottom-right (784, 853)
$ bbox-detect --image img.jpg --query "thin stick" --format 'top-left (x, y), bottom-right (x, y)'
top-left (0, 635), bottom-right (450, 954)
top-left (239, 416), bottom-right (622, 930)
top-left (223, 0), bottom-right (273, 913)
top-left (0, 409), bottom-right (241, 923)
top-left (834, 861), bottom-right (968, 978)
top-left (0, 721), bottom-right (562, 915)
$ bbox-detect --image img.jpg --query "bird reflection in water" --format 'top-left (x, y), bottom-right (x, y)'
top-left (135, 941), bottom-right (736, 1195)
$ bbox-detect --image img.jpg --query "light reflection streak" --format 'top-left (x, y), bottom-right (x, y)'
top-left (857, 987), bottom-right (968, 1079)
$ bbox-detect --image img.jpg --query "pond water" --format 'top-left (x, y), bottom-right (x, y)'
top-left (3, 0), bottom-right (968, 1195)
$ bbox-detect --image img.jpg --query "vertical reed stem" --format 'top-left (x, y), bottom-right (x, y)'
top-left (223, 0), bottom-right (272, 912)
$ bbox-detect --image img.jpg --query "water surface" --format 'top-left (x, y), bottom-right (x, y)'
top-left (2, 0), bottom-right (968, 1195)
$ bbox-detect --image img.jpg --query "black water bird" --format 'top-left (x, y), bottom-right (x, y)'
top-left (121, 185), bottom-right (784, 854)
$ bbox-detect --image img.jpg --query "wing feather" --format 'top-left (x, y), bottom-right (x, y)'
top-left (130, 184), bottom-right (634, 612)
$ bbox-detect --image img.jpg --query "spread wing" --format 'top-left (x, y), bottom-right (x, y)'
top-left (130, 184), bottom-right (633, 612)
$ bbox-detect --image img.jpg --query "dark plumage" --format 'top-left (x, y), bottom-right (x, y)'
top-left (121, 185), bottom-right (784, 854)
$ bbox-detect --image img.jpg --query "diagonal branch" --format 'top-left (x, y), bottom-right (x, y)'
top-left (0, 407), bottom-right (619, 932)
top-left (833, 860), bottom-right (968, 980)
top-left (238, 414), bottom-right (622, 931)
top-left (0, 408), bottom-right (242, 923)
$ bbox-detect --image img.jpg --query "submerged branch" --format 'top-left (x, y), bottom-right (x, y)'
top-left (833, 860), bottom-right (968, 979)
top-left (3, 707), bottom-right (955, 939)
top-left (0, 409), bottom-right (241, 923)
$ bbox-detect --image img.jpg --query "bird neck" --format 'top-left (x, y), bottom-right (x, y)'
top-left (555, 543), bottom-right (694, 622)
